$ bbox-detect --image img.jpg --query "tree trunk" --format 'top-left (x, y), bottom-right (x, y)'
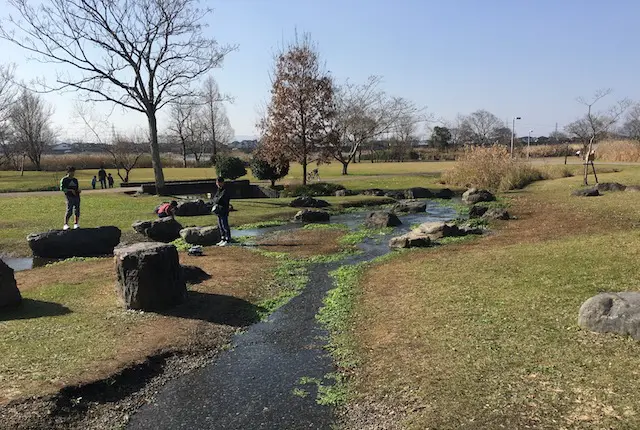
top-left (147, 111), bottom-right (166, 195)
top-left (302, 160), bottom-right (307, 186)
top-left (270, 179), bottom-right (275, 187)
top-left (341, 161), bottom-right (348, 175)
top-left (182, 143), bottom-right (187, 168)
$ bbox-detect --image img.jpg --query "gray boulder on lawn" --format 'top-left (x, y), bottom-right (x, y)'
top-left (483, 207), bottom-right (510, 220)
top-left (27, 226), bottom-right (122, 258)
top-left (571, 187), bottom-right (600, 197)
top-left (174, 199), bottom-right (214, 216)
top-left (289, 196), bottom-right (331, 208)
top-left (293, 209), bottom-right (330, 223)
top-left (0, 259), bottom-right (21, 309)
top-left (179, 226), bottom-right (221, 246)
top-left (132, 218), bottom-right (183, 243)
top-left (578, 292), bottom-right (640, 340)
top-left (404, 187), bottom-right (434, 199)
top-left (413, 221), bottom-right (466, 240)
top-left (434, 188), bottom-right (455, 199)
top-left (364, 211), bottom-right (402, 228)
top-left (384, 190), bottom-right (406, 200)
top-left (335, 189), bottom-right (356, 197)
top-left (114, 242), bottom-right (187, 311)
top-left (392, 200), bottom-right (427, 213)
top-left (462, 188), bottom-right (496, 205)
top-left (361, 189), bottom-right (385, 197)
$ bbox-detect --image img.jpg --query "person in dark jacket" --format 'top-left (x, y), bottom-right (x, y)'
top-left (60, 166), bottom-right (81, 230)
top-left (98, 166), bottom-right (107, 189)
top-left (213, 177), bottom-right (231, 246)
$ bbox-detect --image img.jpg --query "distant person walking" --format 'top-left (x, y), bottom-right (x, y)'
top-left (107, 173), bottom-right (114, 188)
top-left (91, 176), bottom-right (97, 189)
top-left (60, 166), bottom-right (81, 230)
top-left (98, 166), bottom-right (107, 189)
top-left (212, 177), bottom-right (231, 246)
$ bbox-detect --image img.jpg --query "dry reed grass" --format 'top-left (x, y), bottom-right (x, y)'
top-left (596, 139), bottom-right (640, 162)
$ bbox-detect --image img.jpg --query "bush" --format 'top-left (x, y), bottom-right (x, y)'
top-left (442, 145), bottom-right (546, 191)
top-left (250, 157), bottom-right (290, 186)
top-left (281, 182), bottom-right (345, 197)
top-left (521, 144), bottom-right (581, 158)
top-left (597, 139), bottom-right (640, 162)
top-left (215, 156), bottom-right (247, 180)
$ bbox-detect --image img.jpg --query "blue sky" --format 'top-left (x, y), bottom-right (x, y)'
top-left (3, 0), bottom-right (640, 140)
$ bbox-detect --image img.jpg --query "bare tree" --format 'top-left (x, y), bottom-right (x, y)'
top-left (169, 98), bottom-right (198, 168)
top-left (201, 76), bottom-right (233, 162)
top-left (106, 131), bottom-right (146, 183)
top-left (621, 104), bottom-right (640, 142)
top-left (258, 33), bottom-right (336, 185)
top-left (566, 89), bottom-right (631, 184)
top-left (0, 64), bottom-right (20, 169)
top-left (1, 0), bottom-right (235, 194)
top-left (327, 76), bottom-right (425, 174)
top-left (461, 110), bottom-right (504, 146)
top-left (9, 88), bottom-right (55, 170)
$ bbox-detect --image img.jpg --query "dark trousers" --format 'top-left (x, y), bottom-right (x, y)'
top-left (99, 178), bottom-right (107, 189)
top-left (217, 213), bottom-right (230, 241)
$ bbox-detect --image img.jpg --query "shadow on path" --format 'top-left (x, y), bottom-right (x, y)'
top-left (0, 299), bottom-right (71, 321)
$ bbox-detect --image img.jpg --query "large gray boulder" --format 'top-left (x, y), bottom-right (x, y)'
top-left (434, 188), bottom-right (455, 199)
top-left (174, 199), bottom-right (213, 216)
top-left (132, 218), bottom-right (183, 243)
top-left (289, 196), bottom-right (331, 208)
top-left (389, 232), bottom-right (432, 249)
top-left (578, 292), bottom-right (640, 340)
top-left (392, 200), bottom-right (427, 213)
top-left (335, 189), bottom-right (356, 197)
top-left (293, 209), bottom-right (330, 223)
top-left (0, 259), bottom-right (21, 309)
top-left (179, 226), bottom-right (221, 246)
top-left (361, 188), bottom-right (385, 197)
top-left (571, 187), bottom-right (600, 197)
top-left (462, 188), bottom-right (496, 205)
top-left (364, 211), bottom-right (402, 228)
top-left (404, 187), bottom-right (433, 199)
top-left (27, 226), bottom-right (122, 258)
top-left (384, 190), bottom-right (406, 200)
top-left (114, 242), bottom-right (187, 311)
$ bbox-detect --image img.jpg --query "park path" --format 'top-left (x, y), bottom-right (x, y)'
top-left (126, 204), bottom-right (456, 430)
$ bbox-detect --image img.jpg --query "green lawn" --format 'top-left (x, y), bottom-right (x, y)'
top-left (326, 166), bottom-right (640, 429)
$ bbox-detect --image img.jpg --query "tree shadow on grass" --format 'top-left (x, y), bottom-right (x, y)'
top-left (159, 291), bottom-right (267, 327)
top-left (0, 299), bottom-right (72, 322)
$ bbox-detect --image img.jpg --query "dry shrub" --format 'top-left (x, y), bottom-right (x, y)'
top-left (597, 139), bottom-right (640, 162)
top-left (524, 144), bottom-right (582, 158)
top-left (443, 145), bottom-right (546, 191)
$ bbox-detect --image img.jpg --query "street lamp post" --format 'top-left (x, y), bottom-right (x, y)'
top-left (510, 116), bottom-right (521, 158)
top-left (527, 129), bottom-right (533, 159)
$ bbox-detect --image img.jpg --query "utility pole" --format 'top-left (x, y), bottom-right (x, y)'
top-left (510, 116), bottom-right (521, 158)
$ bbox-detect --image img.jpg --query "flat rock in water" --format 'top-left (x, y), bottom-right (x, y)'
top-left (578, 292), bottom-right (640, 340)
top-left (132, 218), bottom-right (183, 242)
top-left (462, 188), bottom-right (496, 204)
top-left (289, 196), bottom-right (330, 208)
top-left (389, 232), bottom-right (432, 249)
top-left (114, 242), bottom-right (186, 311)
top-left (571, 187), bottom-right (600, 197)
top-left (393, 200), bottom-right (427, 213)
top-left (404, 187), bottom-right (434, 199)
top-left (293, 209), bottom-right (330, 223)
top-left (364, 211), bottom-right (402, 228)
top-left (0, 259), bottom-right (21, 309)
top-left (27, 226), bottom-right (122, 258)
top-left (180, 226), bottom-right (221, 246)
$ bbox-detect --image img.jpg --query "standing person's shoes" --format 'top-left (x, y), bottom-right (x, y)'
top-left (73, 224), bottom-right (79, 229)
top-left (216, 240), bottom-right (228, 247)
top-left (63, 224), bottom-right (70, 230)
